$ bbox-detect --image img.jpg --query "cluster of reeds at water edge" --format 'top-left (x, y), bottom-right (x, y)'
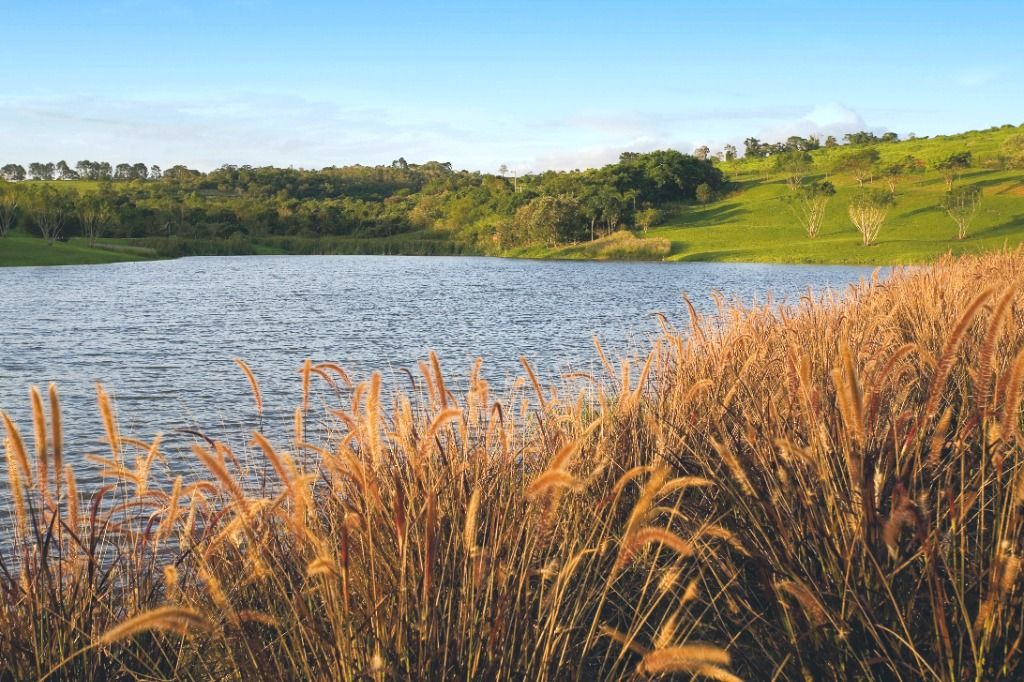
top-left (2, 249), bottom-right (1024, 681)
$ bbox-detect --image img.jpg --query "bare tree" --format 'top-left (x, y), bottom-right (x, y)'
top-left (942, 185), bottom-right (982, 240)
top-left (785, 181), bottom-right (835, 239)
top-left (849, 189), bottom-right (894, 246)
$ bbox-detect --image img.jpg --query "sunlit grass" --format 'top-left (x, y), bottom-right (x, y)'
top-left (3, 249), bottom-right (1024, 680)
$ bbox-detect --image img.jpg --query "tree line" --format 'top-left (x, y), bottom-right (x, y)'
top-left (0, 150), bottom-right (724, 251)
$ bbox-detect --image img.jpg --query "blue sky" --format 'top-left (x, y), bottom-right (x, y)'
top-left (1, 0), bottom-right (1021, 172)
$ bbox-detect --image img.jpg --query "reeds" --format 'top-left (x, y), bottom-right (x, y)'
top-left (2, 249), bottom-right (1024, 680)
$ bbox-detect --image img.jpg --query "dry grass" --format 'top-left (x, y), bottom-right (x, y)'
top-left (3, 249), bottom-right (1024, 680)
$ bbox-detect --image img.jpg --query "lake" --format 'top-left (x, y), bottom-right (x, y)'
top-left (0, 255), bottom-right (881, 476)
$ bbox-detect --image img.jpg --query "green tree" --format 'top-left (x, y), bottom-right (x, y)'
top-left (513, 195), bottom-right (586, 245)
top-left (942, 185), bottom-right (982, 240)
top-left (695, 183), bottom-right (713, 206)
top-left (785, 181), bottom-right (835, 239)
top-left (634, 207), bottom-right (662, 233)
top-left (848, 189), bottom-right (894, 246)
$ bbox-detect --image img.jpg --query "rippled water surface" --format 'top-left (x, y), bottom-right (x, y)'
top-left (1, 255), bottom-right (880, 469)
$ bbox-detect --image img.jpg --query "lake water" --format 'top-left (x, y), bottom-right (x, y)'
top-left (1, 255), bottom-right (881, 478)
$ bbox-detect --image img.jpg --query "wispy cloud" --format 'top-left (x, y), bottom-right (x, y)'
top-left (952, 66), bottom-right (1003, 88)
top-left (0, 93), bottom-right (489, 170)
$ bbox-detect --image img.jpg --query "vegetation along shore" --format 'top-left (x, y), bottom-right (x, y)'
top-left (1, 123), bottom-right (1022, 267)
top-left (3, 248), bottom-right (1024, 679)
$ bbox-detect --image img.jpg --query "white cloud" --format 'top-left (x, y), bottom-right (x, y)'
top-left (758, 102), bottom-right (872, 143)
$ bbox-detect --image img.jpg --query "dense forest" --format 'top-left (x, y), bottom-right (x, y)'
top-left (0, 150), bottom-right (724, 255)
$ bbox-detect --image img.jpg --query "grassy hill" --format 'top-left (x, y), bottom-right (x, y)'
top-left (644, 124), bottom-right (1024, 264)
top-left (519, 124), bottom-right (1023, 264)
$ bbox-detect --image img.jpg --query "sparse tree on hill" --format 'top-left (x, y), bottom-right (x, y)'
top-left (785, 181), bottom-right (835, 239)
top-left (942, 185), bottom-right (982, 240)
top-left (881, 155), bottom-right (923, 193)
top-left (26, 184), bottom-right (70, 244)
top-left (934, 151), bottom-right (972, 191)
top-left (824, 135), bottom-right (838, 148)
top-left (774, 150), bottom-right (813, 190)
top-left (694, 145), bottom-right (710, 161)
top-left (835, 147), bottom-right (881, 186)
top-left (849, 188), bottom-right (894, 246)
top-left (724, 144), bottom-right (737, 161)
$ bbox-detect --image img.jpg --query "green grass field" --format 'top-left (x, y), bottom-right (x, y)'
top-left (645, 125), bottom-right (1024, 264)
top-left (0, 232), bottom-right (159, 267)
